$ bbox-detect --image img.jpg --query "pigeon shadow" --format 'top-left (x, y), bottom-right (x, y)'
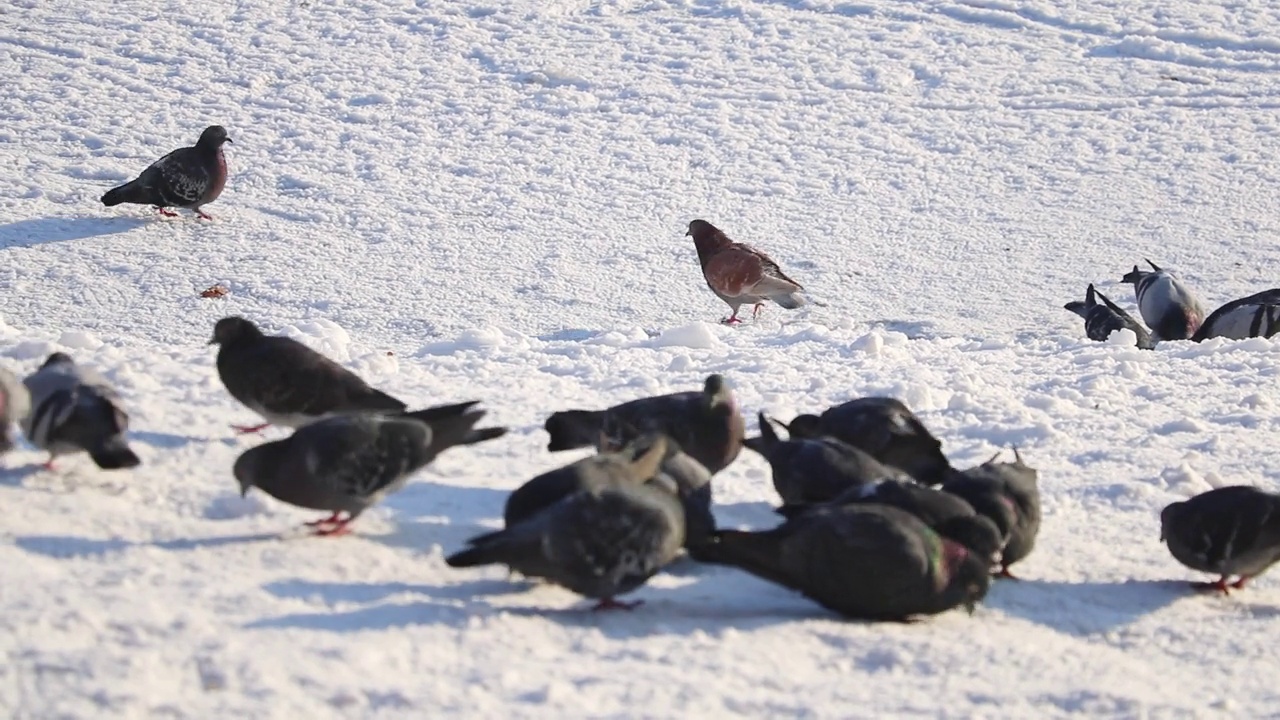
top-left (0, 462), bottom-right (47, 486)
top-left (372, 480), bottom-right (515, 552)
top-left (0, 216), bottom-right (149, 249)
top-left (14, 532), bottom-right (279, 558)
top-left (129, 430), bottom-right (206, 450)
top-left (986, 577), bottom-right (1190, 636)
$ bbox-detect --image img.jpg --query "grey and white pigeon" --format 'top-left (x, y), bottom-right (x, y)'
top-left (0, 367), bottom-right (30, 456)
top-left (446, 436), bottom-right (685, 610)
top-left (686, 219), bottom-right (807, 325)
top-left (1191, 288), bottom-right (1280, 342)
top-left (688, 504), bottom-right (991, 621)
top-left (744, 412), bottom-right (909, 507)
top-left (781, 397), bottom-right (955, 486)
top-left (209, 316), bottom-right (406, 434)
top-left (21, 353), bottom-right (140, 470)
top-left (234, 401), bottom-right (506, 536)
top-left (1160, 485), bottom-right (1280, 594)
top-left (101, 125), bottom-right (232, 219)
top-left (1120, 259), bottom-right (1207, 341)
top-left (543, 374), bottom-right (745, 475)
top-left (1064, 283), bottom-right (1154, 349)
top-left (941, 448), bottom-right (1041, 579)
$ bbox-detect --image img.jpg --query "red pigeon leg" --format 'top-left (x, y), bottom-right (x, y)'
top-left (721, 309), bottom-right (743, 325)
top-left (231, 422), bottom-right (270, 435)
top-left (41, 457), bottom-right (56, 471)
top-left (994, 566), bottom-right (1021, 580)
top-left (304, 512), bottom-right (345, 528)
top-left (751, 302), bottom-right (765, 319)
top-left (196, 210), bottom-right (214, 220)
top-left (312, 518), bottom-right (354, 537)
top-left (1229, 576), bottom-right (1251, 590)
top-left (1191, 576), bottom-right (1232, 594)
top-left (591, 597), bottom-right (644, 611)
top-left (154, 207), bottom-right (178, 217)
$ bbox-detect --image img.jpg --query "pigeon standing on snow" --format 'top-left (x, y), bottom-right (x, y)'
top-left (1064, 283), bottom-right (1154, 349)
top-left (941, 448), bottom-right (1041, 579)
top-left (446, 436), bottom-right (686, 611)
top-left (101, 125), bottom-right (232, 219)
top-left (1191, 288), bottom-right (1280, 342)
top-left (686, 219), bottom-right (807, 325)
top-left (20, 353), bottom-right (140, 470)
top-left (234, 401), bottom-right (506, 536)
top-left (688, 504), bottom-right (991, 621)
top-left (1120, 259), bottom-right (1206, 341)
top-left (599, 430), bottom-right (717, 547)
top-left (0, 367), bottom-right (31, 455)
top-left (209, 316), bottom-right (406, 435)
top-left (1160, 485), bottom-right (1280, 594)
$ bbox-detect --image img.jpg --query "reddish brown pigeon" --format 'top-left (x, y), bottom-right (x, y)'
top-left (686, 219), bottom-right (807, 324)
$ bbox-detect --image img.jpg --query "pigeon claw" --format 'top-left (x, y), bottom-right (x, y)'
top-left (231, 422), bottom-right (270, 435)
top-left (312, 522), bottom-right (354, 537)
top-left (994, 566), bottom-right (1021, 581)
top-left (1191, 577), bottom-right (1234, 595)
top-left (591, 597), bottom-right (644, 612)
top-left (304, 512), bottom-right (346, 528)
top-left (751, 302), bottom-right (765, 319)
top-left (154, 207), bottom-right (178, 217)
top-left (721, 312), bottom-right (743, 325)
top-left (196, 210), bottom-right (214, 220)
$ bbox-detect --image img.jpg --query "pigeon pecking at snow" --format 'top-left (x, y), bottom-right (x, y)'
top-left (209, 316), bottom-right (406, 435)
top-left (1160, 485), bottom-right (1280, 594)
top-left (1064, 283), bottom-right (1154, 349)
top-left (688, 503), bottom-right (991, 622)
top-left (685, 219), bottom-right (807, 325)
top-left (941, 448), bottom-right (1041, 580)
top-left (234, 401), bottom-right (506, 536)
top-left (0, 366), bottom-right (30, 456)
top-left (1191, 288), bottom-right (1280, 342)
top-left (101, 125), bottom-right (232, 220)
top-left (20, 353), bottom-right (140, 470)
top-left (1120, 259), bottom-right (1206, 341)
top-left (598, 429), bottom-right (717, 548)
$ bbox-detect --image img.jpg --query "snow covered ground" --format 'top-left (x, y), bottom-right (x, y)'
top-left (3, 0), bottom-right (1280, 716)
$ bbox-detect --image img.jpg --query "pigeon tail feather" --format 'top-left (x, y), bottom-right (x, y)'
top-left (101, 182), bottom-right (147, 207)
top-left (544, 410), bottom-right (606, 451)
top-left (88, 439), bottom-right (141, 470)
top-left (771, 291), bottom-right (807, 310)
top-left (687, 530), bottom-right (797, 590)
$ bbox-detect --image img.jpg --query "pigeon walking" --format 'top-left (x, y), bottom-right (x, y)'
top-left (543, 374), bottom-right (744, 475)
top-left (209, 316), bottom-right (406, 434)
top-left (688, 504), bottom-right (991, 621)
top-left (686, 219), bottom-right (807, 324)
top-left (941, 449), bottom-right (1041, 579)
top-left (1120, 259), bottom-right (1206, 341)
top-left (1064, 283), bottom-right (1154, 349)
top-left (0, 367), bottom-right (31, 455)
top-left (101, 125), bottom-right (232, 219)
top-left (446, 437), bottom-right (685, 611)
top-left (235, 401), bottom-right (506, 536)
top-left (21, 353), bottom-right (140, 470)
top-left (1160, 485), bottom-right (1280, 594)
top-left (1191, 288), bottom-right (1280, 342)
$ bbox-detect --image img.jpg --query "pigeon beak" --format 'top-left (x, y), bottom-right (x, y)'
top-left (240, 485), bottom-right (248, 498)
top-left (225, 138), bottom-right (234, 144)
top-left (684, 229), bottom-right (692, 237)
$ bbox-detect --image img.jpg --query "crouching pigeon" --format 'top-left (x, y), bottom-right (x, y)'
top-left (942, 448), bottom-right (1041, 579)
top-left (1160, 485), bottom-right (1280, 594)
top-left (101, 125), bottom-right (232, 219)
top-left (210, 316), bottom-right (406, 435)
top-left (688, 504), bottom-right (991, 622)
top-left (1191, 289), bottom-right (1280, 342)
top-left (0, 367), bottom-right (30, 455)
top-left (21, 353), bottom-right (140, 470)
top-left (686, 219), bottom-right (807, 324)
top-left (234, 401), bottom-right (506, 536)
top-left (1120, 259), bottom-right (1206, 341)
top-left (1064, 283), bottom-right (1154, 349)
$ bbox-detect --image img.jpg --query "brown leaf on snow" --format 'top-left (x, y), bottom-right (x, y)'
top-left (200, 284), bottom-right (230, 299)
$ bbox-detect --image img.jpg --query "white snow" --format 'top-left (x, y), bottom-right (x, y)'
top-left (3, 0), bottom-right (1280, 716)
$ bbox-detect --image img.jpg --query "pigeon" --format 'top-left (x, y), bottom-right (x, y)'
top-left (1120, 259), bottom-right (1207, 341)
top-left (1160, 485), bottom-right (1280, 594)
top-left (20, 353), bottom-right (141, 470)
top-left (1191, 288), bottom-right (1280, 342)
top-left (744, 412), bottom-right (908, 507)
top-left (209, 316), bottom-right (406, 434)
top-left (941, 448), bottom-right (1041, 579)
top-left (543, 374), bottom-right (745, 475)
top-left (782, 397), bottom-right (954, 486)
top-left (446, 436), bottom-right (685, 611)
top-left (0, 367), bottom-right (30, 456)
top-left (1064, 283), bottom-right (1154, 349)
top-left (686, 219), bottom-right (807, 325)
top-left (688, 504), bottom-right (991, 622)
top-left (600, 430), bottom-right (717, 548)
top-left (101, 125), bottom-right (232, 219)
top-left (234, 401), bottom-right (506, 536)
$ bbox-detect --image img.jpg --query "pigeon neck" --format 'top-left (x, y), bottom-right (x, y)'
top-left (691, 234), bottom-right (730, 266)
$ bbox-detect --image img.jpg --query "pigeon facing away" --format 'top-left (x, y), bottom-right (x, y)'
top-left (235, 401), bottom-right (506, 536)
top-left (0, 367), bottom-right (30, 456)
top-left (446, 436), bottom-right (685, 611)
top-left (686, 219), bottom-right (807, 325)
top-left (209, 316), bottom-right (406, 434)
top-left (21, 353), bottom-right (140, 470)
top-left (1160, 485), bottom-right (1280, 594)
top-left (1191, 288), bottom-right (1280, 342)
top-left (783, 397), bottom-right (955, 486)
top-left (689, 504), bottom-right (991, 622)
top-left (1064, 283), bottom-right (1154, 350)
top-left (543, 374), bottom-right (745, 475)
top-left (941, 449), bottom-right (1041, 579)
top-left (101, 125), bottom-right (232, 219)
top-left (1120, 259), bottom-right (1207, 341)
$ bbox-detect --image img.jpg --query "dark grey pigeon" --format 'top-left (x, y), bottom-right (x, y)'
top-left (688, 504), bottom-right (991, 622)
top-left (1120, 259), bottom-right (1206, 341)
top-left (1191, 289), bottom-right (1280, 342)
top-left (209, 316), bottom-right (406, 435)
top-left (941, 448), bottom-right (1041, 579)
top-left (745, 412), bottom-right (908, 506)
top-left (101, 125), bottom-right (232, 219)
top-left (234, 401), bottom-right (506, 536)
top-left (543, 374), bottom-right (745, 475)
top-left (21, 353), bottom-right (140, 470)
top-left (600, 430), bottom-right (716, 548)
top-left (1160, 485), bottom-right (1280, 594)
top-left (0, 366), bottom-right (30, 456)
top-left (781, 397), bottom-right (954, 486)
top-left (1064, 283), bottom-right (1154, 349)
top-left (446, 437), bottom-right (685, 611)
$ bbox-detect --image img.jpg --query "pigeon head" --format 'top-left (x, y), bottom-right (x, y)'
top-left (782, 413), bottom-right (822, 439)
top-left (1159, 501), bottom-right (1185, 542)
top-left (232, 448), bottom-right (262, 497)
top-left (686, 219), bottom-right (732, 252)
top-left (39, 352), bottom-right (75, 370)
top-left (209, 316), bottom-right (264, 346)
top-left (942, 541), bottom-right (993, 615)
top-left (701, 374), bottom-right (734, 410)
top-left (936, 514), bottom-right (1006, 568)
top-left (197, 125), bottom-right (233, 149)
